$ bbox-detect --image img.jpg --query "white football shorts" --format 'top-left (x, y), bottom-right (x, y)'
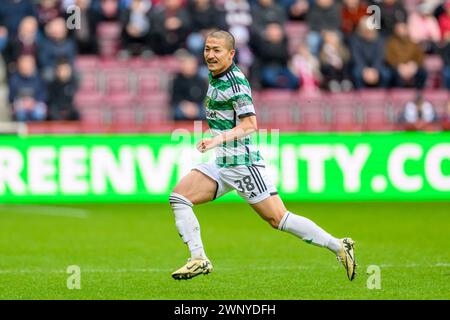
top-left (193, 160), bottom-right (278, 204)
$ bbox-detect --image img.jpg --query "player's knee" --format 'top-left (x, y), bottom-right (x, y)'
top-left (267, 218), bottom-right (280, 229)
top-left (169, 191), bottom-right (193, 209)
top-left (268, 211), bottom-right (286, 229)
top-left (267, 214), bottom-right (283, 229)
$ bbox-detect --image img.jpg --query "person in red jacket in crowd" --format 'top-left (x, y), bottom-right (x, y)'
top-left (438, 0), bottom-right (450, 40)
top-left (341, 0), bottom-right (368, 37)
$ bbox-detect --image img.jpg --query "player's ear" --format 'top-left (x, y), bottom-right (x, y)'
top-left (229, 49), bottom-right (236, 60)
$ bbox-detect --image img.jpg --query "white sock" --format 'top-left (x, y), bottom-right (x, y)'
top-left (169, 193), bottom-right (207, 259)
top-left (278, 211), bottom-right (341, 254)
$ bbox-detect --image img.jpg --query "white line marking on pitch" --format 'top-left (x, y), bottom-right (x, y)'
top-left (0, 263), bottom-right (448, 275)
top-left (0, 205), bottom-right (90, 219)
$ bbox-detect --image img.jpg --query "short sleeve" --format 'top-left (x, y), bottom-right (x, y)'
top-left (230, 84), bottom-right (255, 118)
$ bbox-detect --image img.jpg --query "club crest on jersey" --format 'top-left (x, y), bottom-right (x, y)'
top-left (211, 88), bottom-right (218, 100)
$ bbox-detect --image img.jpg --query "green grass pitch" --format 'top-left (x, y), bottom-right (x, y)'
top-left (0, 202), bottom-right (449, 299)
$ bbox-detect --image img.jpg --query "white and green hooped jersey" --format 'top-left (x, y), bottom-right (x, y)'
top-left (205, 63), bottom-right (263, 167)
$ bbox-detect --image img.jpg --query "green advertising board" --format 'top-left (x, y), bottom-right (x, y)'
top-left (0, 132), bottom-right (449, 203)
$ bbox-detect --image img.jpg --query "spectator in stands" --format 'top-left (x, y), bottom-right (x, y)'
top-left (252, 23), bottom-right (300, 89)
top-left (220, 0), bottom-right (252, 31)
top-left (441, 36), bottom-right (450, 89)
top-left (220, 0), bottom-right (252, 58)
top-left (319, 30), bottom-right (352, 92)
top-left (8, 55), bottom-right (47, 121)
top-left (230, 25), bottom-right (254, 77)
top-left (0, 0), bottom-right (36, 37)
top-left (66, 0), bottom-right (98, 55)
top-left (186, 0), bottom-right (226, 58)
top-left (78, 0), bottom-right (99, 53)
top-left (433, 0), bottom-right (447, 19)
top-left (47, 59), bottom-right (80, 120)
top-left (292, 43), bottom-right (322, 93)
top-left (171, 52), bottom-right (207, 121)
top-left (438, 0), bottom-right (450, 41)
top-left (121, 0), bottom-right (152, 56)
top-left (306, 0), bottom-right (342, 56)
top-left (0, 25), bottom-right (7, 53)
top-left (94, 0), bottom-right (122, 23)
top-left (408, 1), bottom-right (441, 53)
top-left (39, 17), bottom-right (77, 82)
top-left (379, 0), bottom-right (408, 36)
top-left (279, 0), bottom-right (309, 21)
top-left (189, 0), bottom-right (225, 32)
top-left (251, 0), bottom-right (287, 33)
top-left (385, 22), bottom-right (427, 89)
top-left (36, 0), bottom-right (63, 31)
top-left (0, 25), bottom-right (8, 88)
top-left (350, 17), bottom-right (391, 89)
top-left (341, 0), bottom-right (368, 37)
top-left (149, 0), bottom-right (191, 55)
top-left (3, 16), bottom-right (39, 75)
top-left (398, 92), bottom-right (437, 131)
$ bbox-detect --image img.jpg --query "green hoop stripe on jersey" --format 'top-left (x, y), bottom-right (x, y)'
top-left (216, 151), bottom-right (263, 168)
top-left (207, 93), bottom-right (253, 110)
top-left (210, 75), bottom-right (250, 92)
top-left (207, 119), bottom-right (235, 130)
top-left (205, 63), bottom-right (262, 167)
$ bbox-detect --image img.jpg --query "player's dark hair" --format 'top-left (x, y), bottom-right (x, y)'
top-left (207, 30), bottom-right (235, 51)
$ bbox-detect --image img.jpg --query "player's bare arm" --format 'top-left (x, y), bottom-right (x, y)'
top-left (196, 115), bottom-right (258, 153)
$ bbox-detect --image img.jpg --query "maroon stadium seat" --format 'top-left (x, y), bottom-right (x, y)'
top-left (104, 93), bottom-right (135, 110)
top-left (105, 92), bottom-right (135, 124)
top-left (113, 108), bottom-right (137, 125)
top-left (160, 56), bottom-right (181, 73)
top-left (357, 89), bottom-right (393, 131)
top-left (102, 67), bottom-right (132, 94)
top-left (96, 22), bottom-right (122, 57)
top-left (75, 55), bottom-right (99, 70)
top-left (256, 90), bottom-right (297, 125)
top-left (74, 93), bottom-right (104, 110)
top-left (134, 68), bottom-right (163, 94)
top-left (327, 92), bottom-right (363, 132)
top-left (78, 70), bottom-right (100, 94)
top-left (424, 55), bottom-right (444, 88)
top-left (297, 92), bottom-right (330, 131)
top-left (388, 88), bottom-right (417, 123)
top-left (421, 89), bottom-right (449, 117)
top-left (127, 57), bottom-right (147, 69)
top-left (74, 93), bottom-right (107, 125)
top-left (79, 108), bottom-right (104, 125)
top-left (137, 92), bottom-right (170, 123)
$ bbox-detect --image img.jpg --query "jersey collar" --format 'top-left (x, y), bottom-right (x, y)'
top-left (210, 63), bottom-right (235, 79)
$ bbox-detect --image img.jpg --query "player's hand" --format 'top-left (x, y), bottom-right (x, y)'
top-left (196, 136), bottom-right (221, 153)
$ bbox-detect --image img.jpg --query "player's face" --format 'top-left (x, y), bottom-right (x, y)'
top-left (204, 37), bottom-right (235, 75)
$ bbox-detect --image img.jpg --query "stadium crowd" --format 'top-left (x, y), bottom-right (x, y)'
top-left (0, 0), bottom-right (449, 129)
